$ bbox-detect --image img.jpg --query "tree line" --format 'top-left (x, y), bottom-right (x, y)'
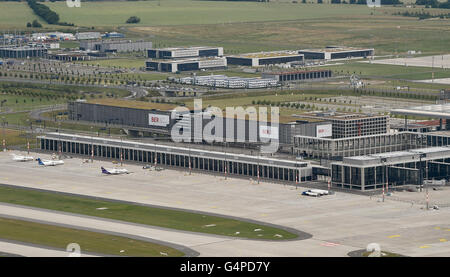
top-left (26, 0), bottom-right (74, 26)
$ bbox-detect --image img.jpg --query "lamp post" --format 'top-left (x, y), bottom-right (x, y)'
top-left (2, 116), bottom-right (6, 152)
top-left (90, 126), bottom-right (94, 163)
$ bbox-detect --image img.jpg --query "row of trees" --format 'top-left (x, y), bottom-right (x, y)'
top-left (26, 0), bottom-right (74, 26)
top-left (416, 0), bottom-right (450, 9)
top-left (27, 0), bottom-right (59, 24)
top-left (395, 10), bottom-right (450, 19)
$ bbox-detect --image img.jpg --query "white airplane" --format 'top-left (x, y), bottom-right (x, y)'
top-left (11, 154), bottom-right (34, 162)
top-left (101, 166), bottom-right (130, 175)
top-left (37, 158), bottom-right (64, 166)
top-left (309, 189), bottom-right (329, 196)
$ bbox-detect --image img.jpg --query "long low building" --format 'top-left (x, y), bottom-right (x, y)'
top-left (298, 46), bottom-right (374, 60)
top-left (68, 99), bottom-right (331, 147)
top-left (331, 146), bottom-right (450, 191)
top-left (174, 74), bottom-right (279, 89)
top-left (146, 57), bottom-right (227, 72)
top-left (148, 46), bottom-right (223, 59)
top-left (262, 69), bottom-right (332, 82)
top-left (37, 132), bottom-right (313, 183)
top-left (80, 40), bottom-right (152, 53)
top-left (226, 51), bottom-right (304, 67)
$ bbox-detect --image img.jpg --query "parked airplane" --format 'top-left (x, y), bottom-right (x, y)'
top-left (11, 154), bottom-right (34, 162)
top-left (37, 158), bottom-right (64, 166)
top-left (101, 166), bottom-right (130, 175)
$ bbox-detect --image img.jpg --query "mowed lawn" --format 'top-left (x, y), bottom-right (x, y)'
top-left (45, 1), bottom-right (373, 27)
top-left (0, 217), bottom-right (184, 257)
top-left (0, 185), bottom-right (299, 240)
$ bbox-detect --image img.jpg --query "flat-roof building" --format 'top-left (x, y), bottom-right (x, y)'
top-left (80, 40), bottom-right (152, 53)
top-left (298, 111), bottom-right (389, 139)
top-left (262, 69), bottom-right (332, 82)
top-left (148, 46), bottom-right (223, 59)
top-left (146, 57), bottom-right (227, 72)
top-left (226, 51), bottom-right (304, 67)
top-left (37, 132), bottom-right (314, 183)
top-left (67, 99), bottom-right (331, 149)
top-left (331, 146), bottom-right (450, 191)
top-left (298, 46), bottom-right (374, 60)
top-left (0, 46), bottom-right (47, 58)
top-left (174, 74), bottom-right (279, 89)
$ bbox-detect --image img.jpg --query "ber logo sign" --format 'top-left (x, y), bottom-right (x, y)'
top-left (259, 125), bottom-right (279, 140)
top-left (316, 124), bottom-right (332, 138)
top-left (149, 114), bottom-right (170, 127)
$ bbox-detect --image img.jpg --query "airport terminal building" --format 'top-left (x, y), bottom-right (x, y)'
top-left (37, 132), bottom-right (313, 183)
top-left (331, 146), bottom-right (450, 191)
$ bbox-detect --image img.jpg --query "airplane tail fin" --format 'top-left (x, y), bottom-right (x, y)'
top-left (37, 158), bottom-right (44, 165)
top-left (101, 167), bottom-right (109, 174)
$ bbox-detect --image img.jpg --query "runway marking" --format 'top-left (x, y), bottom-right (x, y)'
top-left (439, 239), bottom-right (447, 242)
top-left (434, 227), bottom-right (441, 230)
top-left (321, 242), bottom-right (340, 247)
top-left (210, 206), bottom-right (217, 209)
top-left (419, 245), bottom-right (431, 249)
top-left (388, 235), bottom-right (401, 239)
top-left (176, 201), bottom-right (183, 204)
top-left (446, 229), bottom-right (450, 232)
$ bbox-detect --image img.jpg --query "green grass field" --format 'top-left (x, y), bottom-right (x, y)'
top-left (44, 1), bottom-right (373, 27)
top-left (1, 1), bottom-right (449, 56)
top-left (0, 94), bottom-right (66, 112)
top-left (0, 128), bottom-right (33, 147)
top-left (0, 2), bottom-right (44, 29)
top-left (322, 62), bottom-right (450, 80)
top-left (0, 185), bottom-right (299, 240)
top-left (0, 217), bottom-right (184, 257)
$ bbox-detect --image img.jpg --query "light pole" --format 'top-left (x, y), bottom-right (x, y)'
top-left (2, 116), bottom-right (5, 152)
top-left (57, 122), bottom-right (61, 159)
top-left (90, 126), bottom-right (94, 163)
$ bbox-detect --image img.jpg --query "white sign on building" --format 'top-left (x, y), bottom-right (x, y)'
top-left (316, 124), bottom-right (332, 138)
top-left (259, 125), bottom-right (279, 140)
top-left (148, 114), bottom-right (170, 127)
